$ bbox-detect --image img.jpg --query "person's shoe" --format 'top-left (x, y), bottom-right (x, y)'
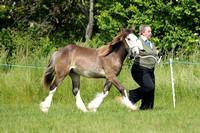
top-left (129, 90), bottom-right (136, 104)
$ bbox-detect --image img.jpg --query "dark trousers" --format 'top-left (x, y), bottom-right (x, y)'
top-left (129, 64), bottom-right (155, 110)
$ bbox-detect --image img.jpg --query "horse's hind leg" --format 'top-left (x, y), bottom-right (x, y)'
top-left (69, 72), bottom-right (88, 112)
top-left (40, 78), bottom-right (61, 112)
top-left (88, 80), bottom-right (112, 112)
top-left (40, 69), bottom-right (69, 112)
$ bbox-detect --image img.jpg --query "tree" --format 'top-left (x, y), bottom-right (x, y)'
top-left (85, 0), bottom-right (94, 42)
top-left (94, 0), bottom-right (200, 55)
top-left (75, 0), bottom-right (94, 42)
top-left (0, 0), bottom-right (199, 57)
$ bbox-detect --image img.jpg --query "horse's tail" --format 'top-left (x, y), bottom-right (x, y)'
top-left (41, 51), bottom-right (58, 90)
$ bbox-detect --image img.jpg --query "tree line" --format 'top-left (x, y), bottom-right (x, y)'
top-left (0, 0), bottom-right (199, 59)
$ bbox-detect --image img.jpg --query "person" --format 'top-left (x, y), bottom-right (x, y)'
top-left (129, 24), bottom-right (163, 110)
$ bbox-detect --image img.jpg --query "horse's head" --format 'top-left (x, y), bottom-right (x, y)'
top-left (98, 27), bottom-right (143, 57)
top-left (120, 27), bottom-right (142, 58)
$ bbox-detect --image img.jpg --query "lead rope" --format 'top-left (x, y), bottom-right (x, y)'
top-left (156, 56), bottom-right (162, 64)
top-left (132, 55), bottom-right (162, 64)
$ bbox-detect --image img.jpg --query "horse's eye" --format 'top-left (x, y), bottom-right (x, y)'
top-left (127, 38), bottom-right (131, 41)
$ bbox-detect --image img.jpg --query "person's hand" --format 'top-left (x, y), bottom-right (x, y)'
top-left (158, 52), bottom-right (163, 58)
top-left (130, 55), bottom-right (134, 60)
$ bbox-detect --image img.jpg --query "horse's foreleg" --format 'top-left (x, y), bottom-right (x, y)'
top-left (75, 90), bottom-right (88, 112)
top-left (70, 72), bottom-right (88, 112)
top-left (108, 76), bottom-right (137, 111)
top-left (121, 90), bottom-right (138, 111)
top-left (88, 80), bottom-right (112, 112)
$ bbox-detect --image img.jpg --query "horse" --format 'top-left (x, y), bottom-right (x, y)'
top-left (40, 27), bottom-right (140, 112)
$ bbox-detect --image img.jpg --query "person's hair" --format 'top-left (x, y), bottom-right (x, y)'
top-left (139, 24), bottom-right (150, 35)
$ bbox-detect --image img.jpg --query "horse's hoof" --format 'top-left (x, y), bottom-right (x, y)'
top-left (40, 102), bottom-right (49, 113)
top-left (115, 96), bottom-right (123, 103)
top-left (89, 108), bottom-right (97, 112)
top-left (88, 104), bottom-right (97, 112)
top-left (115, 96), bottom-right (138, 111)
top-left (129, 105), bottom-right (138, 111)
top-left (40, 107), bottom-right (49, 113)
top-left (77, 106), bottom-right (89, 112)
top-left (83, 109), bottom-right (89, 112)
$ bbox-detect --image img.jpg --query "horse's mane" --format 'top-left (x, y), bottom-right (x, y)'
top-left (98, 34), bottom-right (123, 56)
top-left (98, 28), bottom-right (135, 56)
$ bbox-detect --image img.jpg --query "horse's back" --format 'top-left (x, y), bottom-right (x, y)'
top-left (60, 44), bottom-right (97, 55)
top-left (55, 44), bottom-right (105, 78)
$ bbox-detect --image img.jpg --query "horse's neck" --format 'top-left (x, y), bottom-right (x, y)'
top-left (112, 43), bottom-right (127, 63)
top-left (119, 44), bottom-right (128, 62)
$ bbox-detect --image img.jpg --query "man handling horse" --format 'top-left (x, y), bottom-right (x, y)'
top-left (129, 24), bottom-right (163, 110)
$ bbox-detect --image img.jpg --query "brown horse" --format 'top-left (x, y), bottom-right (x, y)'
top-left (40, 28), bottom-right (139, 112)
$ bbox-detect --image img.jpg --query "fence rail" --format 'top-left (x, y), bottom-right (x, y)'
top-left (0, 61), bottom-right (200, 69)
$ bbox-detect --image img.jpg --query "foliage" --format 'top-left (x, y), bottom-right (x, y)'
top-left (0, 0), bottom-right (200, 61)
top-left (94, 0), bottom-right (200, 55)
top-left (0, 27), bottom-right (58, 64)
top-left (0, 0), bottom-right (87, 43)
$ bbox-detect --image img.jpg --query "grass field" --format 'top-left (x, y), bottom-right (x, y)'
top-left (0, 98), bottom-right (199, 133)
top-left (0, 52), bottom-right (200, 133)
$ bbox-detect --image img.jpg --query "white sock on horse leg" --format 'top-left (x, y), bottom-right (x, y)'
top-left (75, 90), bottom-right (88, 112)
top-left (88, 91), bottom-right (109, 112)
top-left (121, 90), bottom-right (137, 111)
top-left (40, 87), bottom-right (58, 112)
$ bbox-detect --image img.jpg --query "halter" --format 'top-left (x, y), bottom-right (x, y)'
top-left (123, 34), bottom-right (139, 57)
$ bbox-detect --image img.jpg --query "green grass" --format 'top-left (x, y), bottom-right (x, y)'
top-left (0, 51), bottom-right (200, 132)
top-left (0, 99), bottom-right (199, 133)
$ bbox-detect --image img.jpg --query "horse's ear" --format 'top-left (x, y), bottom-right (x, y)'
top-left (120, 27), bottom-right (125, 32)
top-left (132, 26), bottom-right (135, 33)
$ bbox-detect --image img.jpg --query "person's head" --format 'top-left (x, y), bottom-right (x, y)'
top-left (139, 24), bottom-right (152, 40)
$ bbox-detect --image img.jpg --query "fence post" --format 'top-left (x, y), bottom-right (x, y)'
top-left (170, 58), bottom-right (176, 108)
